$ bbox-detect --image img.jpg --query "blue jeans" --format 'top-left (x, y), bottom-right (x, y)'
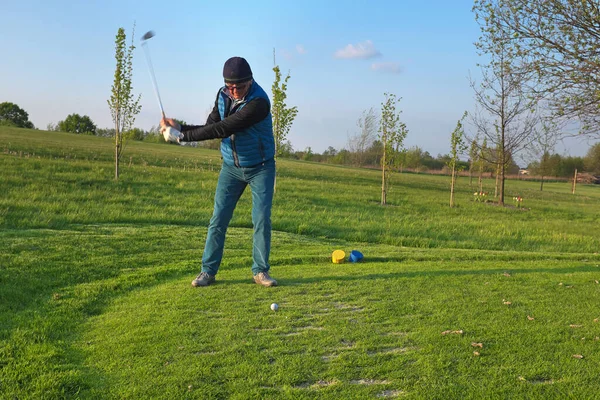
top-left (201, 159), bottom-right (275, 276)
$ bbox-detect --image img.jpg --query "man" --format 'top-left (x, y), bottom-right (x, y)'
top-left (160, 56), bottom-right (277, 288)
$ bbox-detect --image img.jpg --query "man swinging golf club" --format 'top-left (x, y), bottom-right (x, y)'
top-left (160, 57), bottom-right (277, 288)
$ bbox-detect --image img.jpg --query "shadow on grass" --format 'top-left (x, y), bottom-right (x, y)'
top-left (219, 263), bottom-right (600, 286)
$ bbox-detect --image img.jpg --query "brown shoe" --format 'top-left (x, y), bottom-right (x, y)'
top-left (192, 272), bottom-right (215, 287)
top-left (253, 272), bottom-right (277, 287)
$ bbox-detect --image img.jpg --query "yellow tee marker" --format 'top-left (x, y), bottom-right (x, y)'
top-left (332, 250), bottom-right (346, 264)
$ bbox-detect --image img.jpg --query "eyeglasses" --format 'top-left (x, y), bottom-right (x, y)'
top-left (225, 83), bottom-right (249, 92)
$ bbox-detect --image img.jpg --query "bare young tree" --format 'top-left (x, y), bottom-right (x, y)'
top-left (527, 119), bottom-right (558, 191)
top-left (468, 136), bottom-right (479, 186)
top-left (347, 108), bottom-right (377, 167)
top-left (478, 137), bottom-right (488, 193)
top-left (471, 0), bottom-right (541, 205)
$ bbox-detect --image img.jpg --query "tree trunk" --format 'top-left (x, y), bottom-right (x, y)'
top-left (381, 133), bottom-right (387, 205)
top-left (540, 175), bottom-right (544, 191)
top-left (450, 166), bottom-right (456, 207)
top-left (381, 159), bottom-right (386, 205)
top-left (274, 156), bottom-right (278, 194)
top-left (499, 163), bottom-right (505, 205)
top-left (114, 120), bottom-right (119, 180)
top-left (494, 163), bottom-right (500, 199)
top-left (478, 170), bottom-right (483, 193)
top-left (572, 168), bottom-right (578, 194)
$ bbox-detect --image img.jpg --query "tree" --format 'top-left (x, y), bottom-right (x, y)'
top-left (482, 0), bottom-right (600, 136)
top-left (271, 50), bottom-right (298, 158)
top-left (527, 120), bottom-right (558, 190)
top-left (405, 146), bottom-right (424, 169)
top-left (276, 140), bottom-right (294, 158)
top-left (331, 149), bottom-right (351, 165)
top-left (107, 26), bottom-right (141, 180)
top-left (379, 93), bottom-right (408, 205)
top-left (348, 108), bottom-right (377, 167)
top-left (449, 112), bottom-right (468, 208)
top-left (96, 128), bottom-right (116, 138)
top-left (559, 156), bottom-right (584, 177)
top-left (471, 0), bottom-right (540, 205)
top-left (478, 138), bottom-right (488, 193)
top-left (57, 114), bottom-right (96, 135)
top-left (302, 147), bottom-right (314, 161)
top-left (125, 127), bottom-right (146, 141)
top-left (364, 140), bottom-right (383, 166)
top-left (584, 143), bottom-right (600, 175)
top-left (322, 146), bottom-right (338, 157)
top-left (0, 102), bottom-right (34, 128)
top-left (468, 137), bottom-right (479, 185)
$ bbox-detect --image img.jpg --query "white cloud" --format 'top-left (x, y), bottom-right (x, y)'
top-left (334, 40), bottom-right (381, 59)
top-left (371, 62), bottom-right (402, 74)
top-left (296, 44), bottom-right (307, 55)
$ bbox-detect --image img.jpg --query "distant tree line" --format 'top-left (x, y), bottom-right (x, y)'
top-left (527, 144), bottom-right (600, 178)
top-left (280, 142), bottom-right (474, 173)
top-left (44, 113), bottom-right (222, 148)
top-left (6, 101), bottom-right (599, 178)
top-left (276, 140), bottom-right (600, 179)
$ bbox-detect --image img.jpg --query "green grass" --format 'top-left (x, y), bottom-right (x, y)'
top-left (2, 126), bottom-right (600, 399)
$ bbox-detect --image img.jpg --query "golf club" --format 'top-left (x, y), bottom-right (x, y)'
top-left (140, 31), bottom-right (165, 117)
top-left (140, 30), bottom-right (182, 142)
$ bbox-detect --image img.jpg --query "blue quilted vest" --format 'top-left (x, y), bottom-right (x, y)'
top-left (217, 81), bottom-right (275, 167)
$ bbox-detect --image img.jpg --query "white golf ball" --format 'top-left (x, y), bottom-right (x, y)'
top-left (270, 303), bottom-right (279, 311)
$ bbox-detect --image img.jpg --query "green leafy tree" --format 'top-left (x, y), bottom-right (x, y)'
top-left (0, 102), bottom-right (34, 128)
top-left (57, 114), bottom-right (96, 135)
top-left (322, 146), bottom-right (338, 158)
top-left (546, 153), bottom-right (562, 177)
top-left (364, 140), bottom-right (383, 166)
top-left (481, 0), bottom-right (600, 136)
top-left (559, 156), bottom-right (584, 178)
top-left (125, 127), bottom-right (145, 141)
top-left (448, 112), bottom-right (468, 208)
top-left (302, 147), bottom-right (314, 161)
top-left (405, 146), bottom-right (424, 169)
top-left (584, 143), bottom-right (600, 175)
top-left (331, 149), bottom-right (351, 165)
top-left (96, 128), bottom-right (116, 138)
top-left (107, 26), bottom-right (141, 180)
top-left (379, 93), bottom-right (408, 205)
top-left (271, 50), bottom-right (298, 158)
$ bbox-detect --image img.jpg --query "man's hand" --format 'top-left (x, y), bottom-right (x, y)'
top-left (160, 117), bottom-right (183, 143)
top-left (162, 126), bottom-right (183, 143)
top-left (160, 117), bottom-right (182, 132)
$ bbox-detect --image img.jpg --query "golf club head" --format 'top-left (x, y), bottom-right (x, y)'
top-left (141, 30), bottom-right (155, 42)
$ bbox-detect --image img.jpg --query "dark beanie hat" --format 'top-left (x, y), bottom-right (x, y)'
top-left (223, 57), bottom-right (253, 84)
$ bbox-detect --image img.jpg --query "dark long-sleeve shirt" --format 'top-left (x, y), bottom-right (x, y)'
top-left (180, 93), bottom-right (270, 142)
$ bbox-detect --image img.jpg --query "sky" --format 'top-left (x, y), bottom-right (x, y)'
top-left (1, 0), bottom-right (596, 159)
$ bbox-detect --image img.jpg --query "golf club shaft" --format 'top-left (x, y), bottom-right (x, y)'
top-left (141, 42), bottom-right (166, 118)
